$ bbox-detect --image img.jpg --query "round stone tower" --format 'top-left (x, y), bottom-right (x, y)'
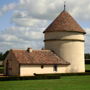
top-left (43, 10), bottom-right (86, 73)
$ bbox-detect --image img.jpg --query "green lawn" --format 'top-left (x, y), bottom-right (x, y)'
top-left (0, 76), bottom-right (90, 90)
top-left (0, 65), bottom-right (90, 90)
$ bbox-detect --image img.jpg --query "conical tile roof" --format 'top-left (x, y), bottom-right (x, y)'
top-left (44, 10), bottom-right (85, 34)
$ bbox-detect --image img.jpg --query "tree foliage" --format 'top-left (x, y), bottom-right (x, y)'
top-left (0, 51), bottom-right (9, 61)
top-left (0, 53), bottom-right (3, 60)
top-left (85, 53), bottom-right (90, 59)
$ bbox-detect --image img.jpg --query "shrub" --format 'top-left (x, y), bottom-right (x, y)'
top-left (0, 74), bottom-right (60, 81)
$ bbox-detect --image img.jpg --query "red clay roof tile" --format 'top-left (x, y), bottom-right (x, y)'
top-left (43, 11), bottom-right (86, 34)
top-left (10, 49), bottom-right (70, 65)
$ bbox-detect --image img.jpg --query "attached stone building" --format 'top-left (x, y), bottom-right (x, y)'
top-left (4, 9), bottom-right (86, 76)
top-left (4, 49), bottom-right (69, 76)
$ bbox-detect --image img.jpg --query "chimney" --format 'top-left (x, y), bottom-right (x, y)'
top-left (27, 48), bottom-right (33, 53)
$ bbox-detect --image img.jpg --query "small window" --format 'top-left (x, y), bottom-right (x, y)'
top-left (54, 65), bottom-right (57, 71)
top-left (41, 65), bottom-right (44, 69)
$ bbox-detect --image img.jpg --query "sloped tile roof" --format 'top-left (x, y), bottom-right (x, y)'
top-left (44, 10), bottom-right (85, 34)
top-left (10, 49), bottom-right (70, 65)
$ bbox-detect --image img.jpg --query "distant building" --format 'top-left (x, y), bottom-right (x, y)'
top-left (4, 7), bottom-right (86, 76)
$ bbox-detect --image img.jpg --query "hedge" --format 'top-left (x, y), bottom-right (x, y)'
top-left (1, 72), bottom-right (90, 81)
top-left (0, 74), bottom-right (60, 81)
top-left (36, 72), bottom-right (90, 77)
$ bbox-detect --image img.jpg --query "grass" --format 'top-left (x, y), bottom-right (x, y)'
top-left (0, 64), bottom-right (90, 90)
top-left (0, 76), bottom-right (90, 90)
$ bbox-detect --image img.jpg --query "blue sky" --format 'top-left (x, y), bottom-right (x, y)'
top-left (0, 0), bottom-right (14, 5)
top-left (0, 0), bottom-right (90, 53)
top-left (0, 12), bottom-right (12, 30)
top-left (0, 0), bottom-right (18, 30)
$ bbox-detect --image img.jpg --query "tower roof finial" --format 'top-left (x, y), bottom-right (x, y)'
top-left (64, 1), bottom-right (66, 11)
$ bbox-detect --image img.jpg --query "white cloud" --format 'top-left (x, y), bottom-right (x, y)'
top-left (12, 17), bottom-right (47, 26)
top-left (0, 26), bottom-right (44, 52)
top-left (0, 0), bottom-right (90, 52)
top-left (18, 0), bottom-right (90, 21)
top-left (84, 28), bottom-right (90, 53)
top-left (85, 28), bottom-right (90, 35)
top-left (0, 2), bottom-right (17, 16)
top-left (11, 0), bottom-right (90, 28)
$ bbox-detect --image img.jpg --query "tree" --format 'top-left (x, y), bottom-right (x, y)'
top-left (3, 50), bottom-right (9, 60)
top-left (85, 53), bottom-right (90, 59)
top-left (0, 50), bottom-right (9, 61)
top-left (0, 52), bottom-right (3, 60)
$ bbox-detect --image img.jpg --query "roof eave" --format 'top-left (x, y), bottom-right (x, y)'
top-left (43, 30), bottom-right (86, 34)
top-left (19, 63), bottom-right (70, 65)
